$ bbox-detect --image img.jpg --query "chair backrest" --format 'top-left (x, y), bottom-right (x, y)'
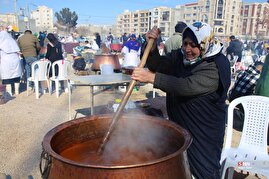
top-left (31, 60), bottom-right (51, 81)
top-left (51, 60), bottom-right (72, 80)
top-left (100, 64), bottom-right (114, 75)
top-left (226, 95), bottom-right (269, 154)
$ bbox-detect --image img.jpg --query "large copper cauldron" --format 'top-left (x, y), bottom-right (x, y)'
top-left (92, 54), bottom-right (121, 71)
top-left (41, 114), bottom-right (192, 179)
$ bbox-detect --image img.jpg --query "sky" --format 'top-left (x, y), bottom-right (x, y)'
top-left (0, 0), bottom-right (267, 25)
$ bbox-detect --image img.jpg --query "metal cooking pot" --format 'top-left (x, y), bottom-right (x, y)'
top-left (41, 114), bottom-right (192, 179)
top-left (110, 44), bottom-right (122, 52)
top-left (92, 54), bottom-right (121, 71)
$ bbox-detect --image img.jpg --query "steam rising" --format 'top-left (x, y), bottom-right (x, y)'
top-left (101, 113), bottom-right (179, 164)
top-left (59, 112), bottom-right (183, 166)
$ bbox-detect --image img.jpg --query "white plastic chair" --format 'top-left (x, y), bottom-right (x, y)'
top-left (220, 95), bottom-right (269, 179)
top-left (50, 60), bottom-right (72, 98)
top-left (100, 64), bottom-right (114, 75)
top-left (27, 60), bottom-right (51, 99)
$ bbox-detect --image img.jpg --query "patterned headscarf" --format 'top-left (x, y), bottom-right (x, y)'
top-left (183, 22), bottom-right (223, 59)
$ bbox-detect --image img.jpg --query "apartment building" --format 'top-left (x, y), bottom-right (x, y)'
top-left (0, 13), bottom-right (35, 32)
top-left (116, 0), bottom-right (268, 39)
top-left (116, 10), bottom-right (132, 37)
top-left (31, 6), bottom-right (54, 32)
top-left (241, 2), bottom-right (269, 39)
top-left (182, 0), bottom-right (242, 37)
top-left (116, 7), bottom-right (182, 38)
top-left (149, 7), bottom-right (183, 37)
top-left (0, 13), bottom-right (17, 28)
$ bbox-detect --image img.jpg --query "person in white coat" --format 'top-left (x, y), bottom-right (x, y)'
top-left (0, 30), bottom-right (22, 96)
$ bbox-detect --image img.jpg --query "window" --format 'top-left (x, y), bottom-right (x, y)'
top-left (214, 21), bottom-right (223, 25)
top-left (216, 0), bottom-right (224, 19)
top-left (185, 14), bottom-right (192, 17)
top-left (160, 27), bottom-right (165, 32)
top-left (162, 11), bottom-right (169, 21)
top-left (218, 28), bottom-right (224, 33)
top-left (206, 0), bottom-right (210, 12)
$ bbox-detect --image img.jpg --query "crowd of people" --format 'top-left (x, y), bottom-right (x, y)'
top-left (0, 25), bottom-right (147, 99)
top-left (0, 21), bottom-right (269, 178)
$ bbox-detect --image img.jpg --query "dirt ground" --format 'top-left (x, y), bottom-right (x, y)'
top-left (0, 81), bottom-right (266, 179)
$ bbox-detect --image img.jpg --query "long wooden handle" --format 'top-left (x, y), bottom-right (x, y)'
top-left (98, 39), bottom-right (155, 154)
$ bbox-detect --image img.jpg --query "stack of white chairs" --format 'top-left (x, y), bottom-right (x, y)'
top-left (27, 60), bottom-right (51, 99)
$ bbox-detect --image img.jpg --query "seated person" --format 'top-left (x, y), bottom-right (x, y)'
top-left (228, 61), bottom-right (263, 131)
top-left (84, 40), bottom-right (92, 49)
top-left (228, 61), bottom-right (264, 102)
top-left (72, 51), bottom-right (86, 71)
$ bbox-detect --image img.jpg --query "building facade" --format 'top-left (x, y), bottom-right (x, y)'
top-left (0, 13), bottom-right (17, 28)
top-left (116, 7), bottom-right (183, 38)
top-left (116, 1), bottom-right (269, 39)
top-left (241, 2), bottom-right (269, 39)
top-left (31, 6), bottom-right (54, 32)
top-left (181, 0), bottom-right (242, 38)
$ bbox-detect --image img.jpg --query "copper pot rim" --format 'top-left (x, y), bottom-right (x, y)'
top-left (42, 114), bottom-right (192, 169)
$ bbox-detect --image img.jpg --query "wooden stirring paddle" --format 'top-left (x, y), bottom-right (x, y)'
top-left (98, 38), bottom-right (155, 154)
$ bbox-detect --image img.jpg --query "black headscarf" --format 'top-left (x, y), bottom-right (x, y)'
top-left (47, 33), bottom-right (59, 46)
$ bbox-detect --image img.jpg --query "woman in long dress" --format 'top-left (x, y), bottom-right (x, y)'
top-left (0, 31), bottom-right (22, 97)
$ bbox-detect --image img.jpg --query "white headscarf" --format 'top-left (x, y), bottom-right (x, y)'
top-left (183, 22), bottom-right (223, 59)
top-left (0, 31), bottom-right (20, 54)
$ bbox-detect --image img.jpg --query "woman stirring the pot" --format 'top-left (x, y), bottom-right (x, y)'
top-left (132, 22), bottom-right (231, 179)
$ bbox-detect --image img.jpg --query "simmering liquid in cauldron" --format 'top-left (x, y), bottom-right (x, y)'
top-left (60, 138), bottom-right (168, 165)
top-left (59, 119), bottom-right (179, 166)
